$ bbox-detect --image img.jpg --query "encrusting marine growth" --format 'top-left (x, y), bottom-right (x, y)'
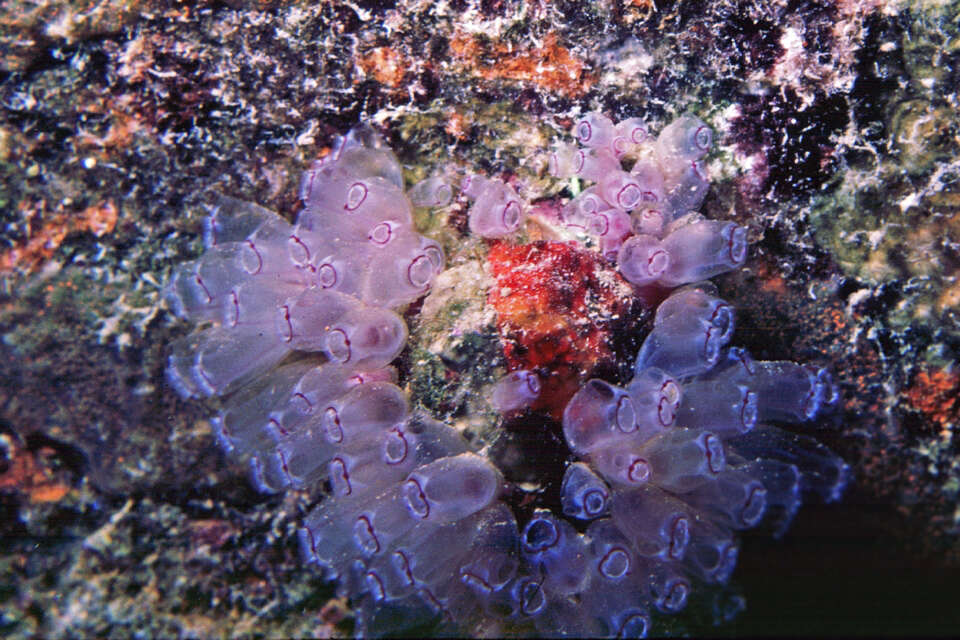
top-left (164, 112), bottom-right (847, 637)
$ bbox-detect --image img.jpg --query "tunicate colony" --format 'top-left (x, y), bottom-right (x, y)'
top-left (165, 113), bottom-right (847, 637)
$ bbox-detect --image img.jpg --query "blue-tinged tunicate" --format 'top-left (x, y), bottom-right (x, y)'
top-left (563, 378), bottom-right (641, 456)
top-left (682, 468), bottom-right (768, 529)
top-left (658, 216), bottom-right (748, 287)
top-left (611, 484), bottom-right (692, 561)
top-left (728, 426), bottom-right (849, 502)
top-left (683, 517), bottom-right (739, 584)
top-left (521, 509), bottom-right (592, 596)
top-left (633, 285), bottom-right (735, 378)
top-left (546, 113), bottom-right (845, 637)
top-left (737, 459), bottom-right (802, 538)
top-left (675, 377), bottom-right (758, 436)
top-left (560, 462), bottom-right (611, 520)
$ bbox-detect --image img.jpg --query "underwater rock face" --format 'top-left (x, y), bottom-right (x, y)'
top-left (3, 2), bottom-right (960, 637)
top-left (165, 115), bottom-right (846, 637)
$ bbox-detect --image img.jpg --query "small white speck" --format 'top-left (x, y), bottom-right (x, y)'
top-left (845, 288), bottom-right (871, 316)
top-left (83, 157), bottom-right (97, 169)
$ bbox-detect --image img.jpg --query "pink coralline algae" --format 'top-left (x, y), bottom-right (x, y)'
top-left (165, 114), bottom-right (847, 637)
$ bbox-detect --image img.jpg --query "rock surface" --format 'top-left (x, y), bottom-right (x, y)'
top-left (1, 0), bottom-right (958, 636)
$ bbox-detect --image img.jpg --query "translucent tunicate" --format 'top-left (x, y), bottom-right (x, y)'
top-left (682, 468), bottom-right (768, 529)
top-left (728, 360), bottom-right (838, 422)
top-left (598, 170), bottom-right (644, 211)
top-left (610, 485), bottom-right (692, 561)
top-left (356, 235), bottom-right (445, 307)
top-left (587, 207), bottom-right (632, 240)
top-left (683, 518), bottom-right (738, 584)
top-left (409, 176), bottom-right (453, 208)
top-left (322, 382), bottom-right (410, 444)
top-left (655, 115), bottom-right (713, 164)
top-left (658, 216), bottom-right (747, 287)
top-left (587, 443), bottom-right (653, 487)
top-left (491, 369), bottom-right (541, 413)
top-left (562, 379), bottom-right (639, 455)
top-left (575, 111), bottom-right (616, 149)
top-left (576, 148), bottom-right (620, 183)
top-left (628, 158), bottom-right (666, 206)
top-left (662, 159), bottom-right (710, 217)
top-left (738, 459), bottom-right (802, 538)
top-left (612, 117), bottom-right (650, 157)
top-left (402, 453), bottom-right (502, 522)
top-left (560, 462), bottom-right (611, 520)
top-left (458, 504), bottom-right (520, 595)
top-left (548, 141), bottom-right (582, 179)
top-left (467, 178), bottom-right (525, 238)
top-left (277, 288), bottom-right (361, 350)
top-left (676, 377), bottom-right (758, 437)
top-left (634, 286), bottom-right (735, 378)
top-left (167, 325), bottom-right (290, 398)
top-left (203, 195), bottom-right (278, 248)
top-left (322, 306), bottom-right (408, 368)
top-left (303, 169), bottom-right (414, 233)
top-left (640, 427), bottom-right (726, 493)
top-left (521, 509), bottom-right (591, 596)
top-left (727, 425), bottom-right (849, 503)
top-left (210, 360), bottom-right (319, 455)
top-left (618, 234), bottom-right (670, 286)
top-left (633, 207), bottom-right (667, 237)
top-left (560, 186), bottom-right (610, 231)
top-left (626, 367), bottom-right (682, 440)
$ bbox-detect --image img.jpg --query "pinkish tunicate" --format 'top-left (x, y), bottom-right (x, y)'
top-left (612, 117), bottom-right (650, 157)
top-left (617, 234), bottom-right (670, 286)
top-left (575, 111), bottom-right (617, 149)
top-left (576, 148), bottom-right (620, 183)
top-left (466, 177), bottom-right (526, 238)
